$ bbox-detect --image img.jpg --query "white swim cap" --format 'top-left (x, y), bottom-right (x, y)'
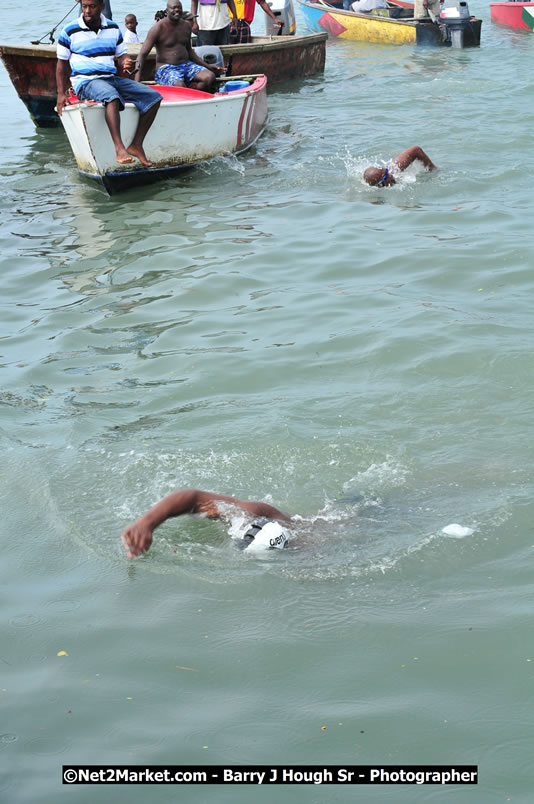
top-left (242, 520), bottom-right (290, 551)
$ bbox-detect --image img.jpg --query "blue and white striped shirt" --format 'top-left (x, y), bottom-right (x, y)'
top-left (57, 14), bottom-right (127, 93)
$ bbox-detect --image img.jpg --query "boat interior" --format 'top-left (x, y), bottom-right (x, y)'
top-left (316, 0), bottom-right (415, 17)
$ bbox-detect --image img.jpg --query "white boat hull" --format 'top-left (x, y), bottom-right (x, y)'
top-left (59, 77), bottom-right (268, 193)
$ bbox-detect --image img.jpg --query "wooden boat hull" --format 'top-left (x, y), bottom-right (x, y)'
top-left (296, 0), bottom-right (481, 46)
top-left (0, 34), bottom-right (326, 128)
top-left (58, 77), bottom-right (268, 194)
top-left (490, 2), bottom-right (534, 31)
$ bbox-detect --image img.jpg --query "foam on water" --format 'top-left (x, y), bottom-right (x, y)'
top-left (29, 437), bottom-right (507, 588)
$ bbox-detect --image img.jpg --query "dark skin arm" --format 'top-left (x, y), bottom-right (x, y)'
top-left (191, 0), bottom-right (199, 34)
top-left (226, 0), bottom-right (238, 24)
top-left (56, 59), bottom-right (72, 115)
top-left (134, 18), bottom-right (223, 79)
top-left (255, 0), bottom-right (284, 27)
top-left (395, 145), bottom-right (437, 172)
top-left (133, 23), bottom-right (161, 81)
top-left (116, 52), bottom-right (135, 77)
top-left (121, 488), bottom-right (291, 557)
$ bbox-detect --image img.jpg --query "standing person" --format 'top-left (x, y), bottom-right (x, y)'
top-left (191, 0), bottom-right (239, 46)
top-left (134, 1), bottom-right (223, 93)
top-left (229, 0), bottom-right (283, 44)
top-left (121, 488), bottom-right (293, 557)
top-left (123, 13), bottom-right (140, 42)
top-left (363, 146), bottom-right (437, 187)
top-left (56, 1), bottom-right (161, 166)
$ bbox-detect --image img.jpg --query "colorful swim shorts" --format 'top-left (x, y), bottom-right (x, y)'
top-left (154, 62), bottom-right (205, 87)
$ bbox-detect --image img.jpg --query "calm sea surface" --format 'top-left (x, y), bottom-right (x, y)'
top-left (1, 2), bottom-right (533, 802)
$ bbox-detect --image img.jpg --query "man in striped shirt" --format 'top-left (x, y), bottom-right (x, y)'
top-left (56, 0), bottom-right (161, 166)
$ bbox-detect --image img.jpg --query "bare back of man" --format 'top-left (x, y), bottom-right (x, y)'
top-left (134, 0), bottom-right (222, 93)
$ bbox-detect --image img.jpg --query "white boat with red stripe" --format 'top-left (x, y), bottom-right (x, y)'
top-left (58, 76), bottom-right (268, 194)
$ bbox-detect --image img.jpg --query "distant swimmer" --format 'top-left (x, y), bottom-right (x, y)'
top-left (121, 488), bottom-right (293, 557)
top-left (363, 145), bottom-right (437, 187)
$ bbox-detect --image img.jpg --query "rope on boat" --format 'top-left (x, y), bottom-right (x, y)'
top-left (31, 1), bottom-right (79, 45)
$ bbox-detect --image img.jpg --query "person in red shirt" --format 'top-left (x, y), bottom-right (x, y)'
top-left (229, 0), bottom-right (283, 43)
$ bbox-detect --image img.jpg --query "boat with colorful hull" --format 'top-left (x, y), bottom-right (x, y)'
top-left (58, 77), bottom-right (268, 194)
top-left (0, 33), bottom-right (326, 128)
top-left (296, 0), bottom-right (481, 46)
top-left (490, 2), bottom-right (534, 31)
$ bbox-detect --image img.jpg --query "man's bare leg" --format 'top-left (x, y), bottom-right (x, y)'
top-left (104, 99), bottom-right (135, 164)
top-left (127, 100), bottom-right (161, 166)
top-left (190, 69), bottom-right (216, 93)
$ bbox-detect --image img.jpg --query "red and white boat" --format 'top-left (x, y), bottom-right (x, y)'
top-left (490, 1), bottom-right (534, 31)
top-left (59, 77), bottom-right (268, 194)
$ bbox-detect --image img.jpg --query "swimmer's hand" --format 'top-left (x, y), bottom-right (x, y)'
top-left (121, 517), bottom-right (154, 558)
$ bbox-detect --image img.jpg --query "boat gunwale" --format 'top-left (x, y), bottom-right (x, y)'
top-left (295, 0), bottom-right (421, 26)
top-left (296, 0), bottom-right (480, 26)
top-left (61, 85), bottom-right (265, 115)
top-left (0, 33), bottom-right (327, 59)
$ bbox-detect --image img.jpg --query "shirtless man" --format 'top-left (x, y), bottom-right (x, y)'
top-left (121, 488), bottom-right (292, 557)
top-left (134, 0), bottom-right (223, 93)
top-left (363, 145), bottom-right (437, 187)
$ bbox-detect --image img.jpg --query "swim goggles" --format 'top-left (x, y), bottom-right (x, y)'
top-left (376, 168), bottom-right (389, 186)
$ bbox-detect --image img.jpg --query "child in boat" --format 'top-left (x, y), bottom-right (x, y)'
top-left (124, 14), bottom-right (140, 42)
top-left (363, 146), bottom-right (437, 187)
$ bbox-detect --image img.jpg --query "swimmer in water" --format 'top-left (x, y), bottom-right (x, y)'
top-left (363, 145), bottom-right (437, 187)
top-left (121, 488), bottom-right (292, 557)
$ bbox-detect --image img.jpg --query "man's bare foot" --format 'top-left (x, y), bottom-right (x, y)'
top-left (116, 149), bottom-right (136, 164)
top-left (127, 144), bottom-right (152, 166)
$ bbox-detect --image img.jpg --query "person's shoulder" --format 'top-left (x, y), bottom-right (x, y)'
top-left (103, 17), bottom-right (121, 30)
top-left (61, 19), bottom-right (83, 36)
top-left (147, 20), bottom-right (164, 38)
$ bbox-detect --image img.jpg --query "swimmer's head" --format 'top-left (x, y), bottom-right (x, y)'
top-left (241, 519), bottom-right (290, 551)
top-left (364, 166), bottom-right (396, 187)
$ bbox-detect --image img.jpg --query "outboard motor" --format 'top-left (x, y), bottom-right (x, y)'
top-left (439, 0), bottom-right (471, 48)
top-left (264, 0), bottom-right (296, 35)
top-left (194, 45), bottom-right (225, 69)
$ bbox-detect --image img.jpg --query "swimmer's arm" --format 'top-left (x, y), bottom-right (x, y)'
top-left (394, 146), bottom-right (437, 172)
top-left (121, 489), bottom-right (207, 557)
top-left (120, 489), bottom-right (291, 557)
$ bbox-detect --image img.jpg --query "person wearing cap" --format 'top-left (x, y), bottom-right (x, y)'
top-left (363, 145), bottom-right (437, 187)
top-left (121, 489), bottom-right (293, 557)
